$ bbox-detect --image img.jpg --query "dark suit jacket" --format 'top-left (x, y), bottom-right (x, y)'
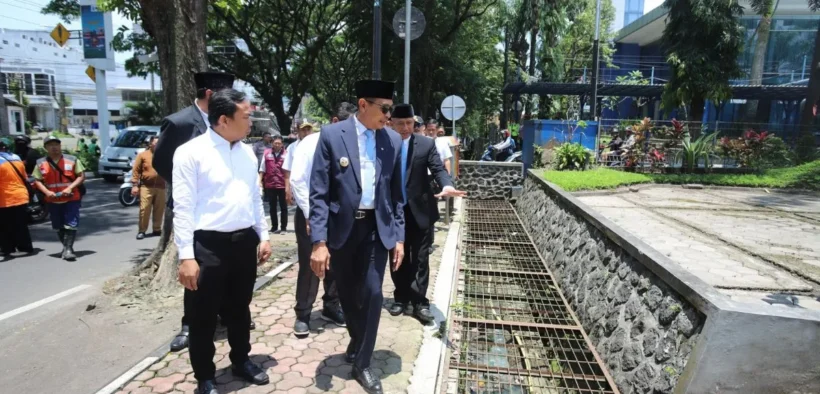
top-left (152, 105), bottom-right (208, 184)
top-left (403, 134), bottom-right (453, 231)
top-left (309, 116), bottom-right (405, 251)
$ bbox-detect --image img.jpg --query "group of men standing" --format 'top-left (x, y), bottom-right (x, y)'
top-left (150, 72), bottom-right (464, 394)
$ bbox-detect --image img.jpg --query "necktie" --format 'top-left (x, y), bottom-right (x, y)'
top-left (365, 130), bottom-right (375, 161)
top-left (401, 141), bottom-right (408, 203)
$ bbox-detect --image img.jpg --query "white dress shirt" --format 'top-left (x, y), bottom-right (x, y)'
top-left (282, 137), bottom-right (300, 172)
top-left (288, 133), bottom-right (321, 219)
top-left (172, 128), bottom-right (270, 260)
top-left (194, 100), bottom-right (210, 128)
top-left (354, 115), bottom-right (376, 209)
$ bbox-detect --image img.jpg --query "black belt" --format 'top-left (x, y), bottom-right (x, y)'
top-left (354, 209), bottom-right (375, 220)
top-left (195, 227), bottom-right (254, 243)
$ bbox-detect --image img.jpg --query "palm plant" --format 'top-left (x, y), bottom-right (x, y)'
top-left (676, 131), bottom-right (719, 172)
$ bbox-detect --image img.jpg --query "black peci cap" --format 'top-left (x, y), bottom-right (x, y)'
top-left (391, 104), bottom-right (414, 119)
top-left (355, 80), bottom-right (395, 100)
top-left (194, 72), bottom-right (235, 91)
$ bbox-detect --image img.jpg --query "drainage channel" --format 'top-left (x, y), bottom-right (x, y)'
top-left (443, 200), bottom-right (619, 394)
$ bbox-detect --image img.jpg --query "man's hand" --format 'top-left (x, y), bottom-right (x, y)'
top-left (310, 242), bottom-right (330, 279)
top-left (61, 186), bottom-right (74, 196)
top-left (306, 222), bottom-right (311, 236)
top-left (131, 186), bottom-right (139, 197)
top-left (285, 186), bottom-right (294, 206)
top-left (46, 191), bottom-right (58, 199)
top-left (257, 240), bottom-right (272, 265)
top-left (391, 242), bottom-right (405, 272)
top-left (178, 259), bottom-right (199, 291)
top-left (435, 186), bottom-right (467, 199)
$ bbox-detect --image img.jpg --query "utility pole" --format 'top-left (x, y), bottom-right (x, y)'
top-left (59, 92), bottom-right (68, 134)
top-left (0, 58), bottom-right (7, 135)
top-left (403, 0), bottom-right (411, 102)
top-left (372, 1), bottom-right (382, 79)
top-left (501, 25), bottom-right (509, 130)
top-left (589, 0), bottom-right (602, 120)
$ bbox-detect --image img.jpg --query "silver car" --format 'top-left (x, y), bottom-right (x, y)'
top-left (98, 126), bottom-right (160, 182)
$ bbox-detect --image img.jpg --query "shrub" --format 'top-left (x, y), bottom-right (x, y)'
top-left (676, 131), bottom-right (718, 172)
top-left (554, 143), bottom-right (591, 171)
top-left (719, 130), bottom-right (793, 169)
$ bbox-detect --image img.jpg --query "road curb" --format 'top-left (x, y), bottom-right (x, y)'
top-left (93, 259), bottom-right (297, 394)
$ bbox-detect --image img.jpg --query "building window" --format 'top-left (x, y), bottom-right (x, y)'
top-left (35, 74), bottom-right (50, 96)
top-left (22, 35), bottom-right (26, 39)
top-left (2, 40), bottom-right (7, 44)
top-left (110, 110), bottom-right (121, 116)
top-left (63, 54), bottom-right (67, 58)
top-left (23, 74), bottom-right (33, 95)
top-left (0, 73), bottom-right (7, 94)
top-left (50, 75), bottom-right (56, 97)
top-left (31, 47), bottom-right (37, 52)
top-left (14, 43), bottom-right (20, 48)
top-left (624, 0), bottom-right (644, 25)
top-left (54, 52), bottom-right (58, 56)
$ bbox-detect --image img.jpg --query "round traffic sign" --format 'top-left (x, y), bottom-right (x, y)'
top-left (392, 7), bottom-right (426, 41)
top-left (441, 95), bottom-right (466, 121)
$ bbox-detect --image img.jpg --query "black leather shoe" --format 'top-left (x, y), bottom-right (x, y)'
top-left (352, 366), bottom-right (383, 394)
top-left (196, 380), bottom-right (219, 394)
top-left (321, 307), bottom-right (346, 327)
top-left (293, 320), bottom-right (309, 337)
top-left (170, 325), bottom-right (189, 352)
top-left (249, 320), bottom-right (256, 330)
top-left (136, 232), bottom-right (145, 240)
top-left (232, 360), bottom-right (269, 385)
top-left (414, 305), bottom-right (434, 324)
top-left (151, 231), bottom-right (161, 237)
top-left (345, 340), bottom-right (358, 363)
top-left (388, 302), bottom-right (405, 316)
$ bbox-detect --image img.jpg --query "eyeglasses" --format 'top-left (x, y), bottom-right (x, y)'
top-left (365, 99), bottom-right (392, 114)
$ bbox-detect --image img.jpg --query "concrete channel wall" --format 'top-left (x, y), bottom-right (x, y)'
top-left (456, 161), bottom-right (523, 200)
top-left (512, 169), bottom-right (820, 394)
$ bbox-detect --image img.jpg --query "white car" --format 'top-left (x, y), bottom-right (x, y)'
top-left (98, 126), bottom-right (160, 182)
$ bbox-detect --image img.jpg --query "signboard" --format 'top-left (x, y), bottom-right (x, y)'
top-left (86, 66), bottom-right (96, 82)
top-left (79, 0), bottom-right (115, 71)
top-left (50, 23), bottom-right (70, 47)
top-left (81, 5), bottom-right (106, 59)
top-left (440, 95), bottom-right (466, 121)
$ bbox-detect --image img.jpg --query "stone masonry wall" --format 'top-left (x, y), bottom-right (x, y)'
top-left (516, 174), bottom-right (706, 394)
top-left (456, 161), bottom-right (522, 200)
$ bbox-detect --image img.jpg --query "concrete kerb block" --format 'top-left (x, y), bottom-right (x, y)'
top-left (521, 171), bottom-right (820, 393)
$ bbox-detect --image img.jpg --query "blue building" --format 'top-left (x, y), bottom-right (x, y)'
top-left (603, 0), bottom-right (818, 136)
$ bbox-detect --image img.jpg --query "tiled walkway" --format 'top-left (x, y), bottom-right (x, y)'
top-left (115, 229), bottom-right (447, 394)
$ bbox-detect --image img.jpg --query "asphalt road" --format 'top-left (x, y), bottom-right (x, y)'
top-left (0, 178), bottom-right (295, 394)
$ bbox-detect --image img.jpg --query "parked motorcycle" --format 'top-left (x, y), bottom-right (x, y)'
top-left (118, 169), bottom-right (139, 207)
top-left (26, 176), bottom-right (48, 223)
top-left (480, 145), bottom-right (521, 163)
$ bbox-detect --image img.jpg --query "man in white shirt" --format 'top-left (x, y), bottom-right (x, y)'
top-left (283, 103), bottom-right (356, 337)
top-left (283, 122), bottom-right (313, 205)
top-left (173, 89), bottom-right (272, 394)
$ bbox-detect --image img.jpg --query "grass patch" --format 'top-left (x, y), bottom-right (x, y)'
top-left (543, 168), bottom-right (652, 191)
top-left (542, 160), bottom-right (820, 192)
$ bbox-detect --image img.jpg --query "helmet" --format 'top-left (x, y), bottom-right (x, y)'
top-left (501, 129), bottom-right (511, 137)
top-left (0, 137), bottom-right (11, 148)
top-left (14, 135), bottom-right (31, 144)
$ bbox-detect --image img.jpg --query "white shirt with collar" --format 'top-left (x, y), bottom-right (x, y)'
top-left (282, 137), bottom-right (301, 172)
top-left (172, 128), bottom-right (270, 260)
top-left (288, 133), bottom-right (321, 218)
top-left (194, 99), bottom-right (210, 128)
top-left (353, 115), bottom-right (376, 209)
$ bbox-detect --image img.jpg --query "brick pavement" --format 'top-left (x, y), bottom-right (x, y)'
top-left (115, 228), bottom-right (447, 394)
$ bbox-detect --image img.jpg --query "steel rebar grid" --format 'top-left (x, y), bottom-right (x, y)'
top-left (444, 200), bottom-right (619, 394)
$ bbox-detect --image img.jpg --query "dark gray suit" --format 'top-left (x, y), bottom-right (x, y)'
top-left (391, 134), bottom-right (452, 306)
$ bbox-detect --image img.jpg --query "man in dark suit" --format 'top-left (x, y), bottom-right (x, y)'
top-left (152, 72), bottom-right (256, 352)
top-left (309, 80), bottom-right (405, 394)
top-left (387, 105), bottom-right (465, 324)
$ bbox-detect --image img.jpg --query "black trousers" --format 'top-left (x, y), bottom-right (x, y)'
top-left (294, 207), bottom-right (339, 322)
top-left (0, 204), bottom-right (33, 254)
top-left (331, 213), bottom-right (387, 369)
top-left (264, 188), bottom-right (287, 231)
top-left (188, 228), bottom-right (258, 381)
top-left (390, 208), bottom-right (433, 306)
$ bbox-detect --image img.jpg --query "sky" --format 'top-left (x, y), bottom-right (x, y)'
top-left (0, 0), bottom-right (134, 63)
top-left (645, 0), bottom-right (665, 13)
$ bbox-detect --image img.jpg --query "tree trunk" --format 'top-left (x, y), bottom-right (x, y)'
top-left (525, 27), bottom-right (537, 118)
top-left (690, 95), bottom-right (706, 125)
top-left (746, 14), bottom-right (773, 119)
top-left (136, 0), bottom-right (208, 292)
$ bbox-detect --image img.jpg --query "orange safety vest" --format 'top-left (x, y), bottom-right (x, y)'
top-left (37, 155), bottom-right (82, 204)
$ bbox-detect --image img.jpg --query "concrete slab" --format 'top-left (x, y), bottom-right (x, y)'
top-left (578, 186), bottom-right (820, 303)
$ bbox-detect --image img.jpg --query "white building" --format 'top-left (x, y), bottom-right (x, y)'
top-left (0, 28), bottom-right (161, 134)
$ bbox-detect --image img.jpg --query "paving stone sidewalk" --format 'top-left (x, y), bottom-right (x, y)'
top-left (114, 227), bottom-right (447, 394)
